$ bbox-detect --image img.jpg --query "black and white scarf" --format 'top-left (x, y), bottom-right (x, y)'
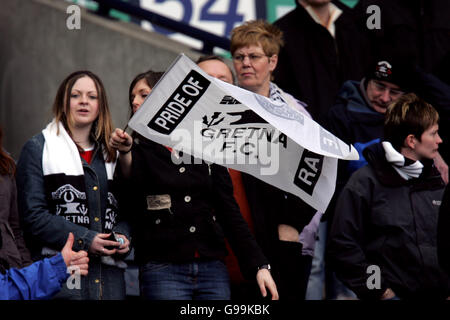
top-left (382, 141), bottom-right (424, 180)
top-left (42, 120), bottom-right (117, 230)
top-left (42, 120), bottom-right (126, 267)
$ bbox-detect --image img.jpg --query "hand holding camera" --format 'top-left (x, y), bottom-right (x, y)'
top-left (89, 232), bottom-right (130, 256)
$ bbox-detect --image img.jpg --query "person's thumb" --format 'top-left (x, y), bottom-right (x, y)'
top-left (63, 232), bottom-right (75, 252)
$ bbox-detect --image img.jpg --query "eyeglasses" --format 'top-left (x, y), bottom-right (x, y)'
top-left (371, 80), bottom-right (405, 97)
top-left (232, 53), bottom-right (269, 64)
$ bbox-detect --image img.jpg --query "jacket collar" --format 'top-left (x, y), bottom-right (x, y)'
top-left (363, 142), bottom-right (441, 188)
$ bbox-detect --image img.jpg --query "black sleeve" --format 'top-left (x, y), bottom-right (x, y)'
top-left (210, 164), bottom-right (268, 280)
top-left (279, 192), bottom-right (316, 234)
top-left (326, 102), bottom-right (353, 145)
top-left (326, 172), bottom-right (387, 299)
top-left (272, 45), bottom-right (300, 102)
top-left (438, 184), bottom-right (450, 274)
top-left (323, 103), bottom-right (353, 222)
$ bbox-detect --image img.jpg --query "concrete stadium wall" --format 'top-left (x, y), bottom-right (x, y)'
top-left (0, 0), bottom-right (203, 158)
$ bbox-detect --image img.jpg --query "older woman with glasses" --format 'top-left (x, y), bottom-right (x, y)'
top-left (230, 20), bottom-right (319, 301)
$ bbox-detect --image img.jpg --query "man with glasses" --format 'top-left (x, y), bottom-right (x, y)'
top-left (323, 58), bottom-right (448, 299)
top-left (326, 59), bottom-right (446, 176)
top-left (328, 58), bottom-right (448, 203)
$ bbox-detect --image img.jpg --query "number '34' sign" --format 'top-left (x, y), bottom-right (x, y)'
top-left (140, 0), bottom-right (257, 37)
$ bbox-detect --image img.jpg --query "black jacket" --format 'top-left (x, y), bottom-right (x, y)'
top-left (327, 142), bottom-right (449, 299)
top-left (354, 0), bottom-right (450, 76)
top-left (438, 184), bottom-right (450, 276)
top-left (241, 173), bottom-right (316, 264)
top-left (120, 137), bottom-right (268, 280)
top-left (273, 1), bottom-right (371, 125)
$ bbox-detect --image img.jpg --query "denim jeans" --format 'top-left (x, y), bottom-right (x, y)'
top-left (306, 221), bottom-right (327, 300)
top-left (140, 259), bottom-right (231, 300)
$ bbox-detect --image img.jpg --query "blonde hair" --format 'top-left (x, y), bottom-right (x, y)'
top-left (53, 71), bottom-right (116, 162)
top-left (230, 20), bottom-right (284, 56)
top-left (384, 93), bottom-right (439, 151)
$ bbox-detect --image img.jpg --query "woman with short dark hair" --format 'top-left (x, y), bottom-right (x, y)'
top-left (328, 93), bottom-right (449, 300)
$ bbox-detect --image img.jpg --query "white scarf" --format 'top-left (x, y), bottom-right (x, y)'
top-left (42, 119), bottom-right (115, 179)
top-left (382, 141), bottom-right (424, 180)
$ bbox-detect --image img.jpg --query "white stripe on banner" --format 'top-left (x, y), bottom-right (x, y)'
top-left (128, 54), bottom-right (359, 212)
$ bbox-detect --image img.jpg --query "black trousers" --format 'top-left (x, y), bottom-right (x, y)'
top-left (272, 240), bottom-right (313, 301)
top-left (229, 240), bottom-right (312, 301)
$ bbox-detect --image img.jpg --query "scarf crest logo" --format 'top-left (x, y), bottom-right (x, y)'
top-left (104, 192), bottom-right (118, 231)
top-left (52, 184), bottom-right (89, 225)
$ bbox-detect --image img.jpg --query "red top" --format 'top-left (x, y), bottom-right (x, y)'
top-left (80, 149), bottom-right (94, 164)
top-left (225, 169), bottom-right (254, 284)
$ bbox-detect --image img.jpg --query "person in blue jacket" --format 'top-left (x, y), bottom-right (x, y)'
top-left (0, 232), bottom-right (89, 300)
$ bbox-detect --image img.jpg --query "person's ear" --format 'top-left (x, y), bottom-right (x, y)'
top-left (269, 54), bottom-right (278, 72)
top-left (405, 134), bottom-right (416, 149)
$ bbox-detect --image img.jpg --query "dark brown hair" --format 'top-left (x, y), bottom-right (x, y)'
top-left (384, 93), bottom-right (439, 151)
top-left (53, 70), bottom-right (116, 162)
top-left (128, 70), bottom-right (164, 117)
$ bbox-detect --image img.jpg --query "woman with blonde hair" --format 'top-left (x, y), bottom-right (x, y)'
top-left (16, 71), bottom-right (130, 300)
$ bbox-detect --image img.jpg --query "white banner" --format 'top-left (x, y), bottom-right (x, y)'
top-left (128, 54), bottom-right (358, 212)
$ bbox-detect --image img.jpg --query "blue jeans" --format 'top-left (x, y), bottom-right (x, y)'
top-left (140, 260), bottom-right (231, 300)
top-left (306, 221), bottom-right (327, 300)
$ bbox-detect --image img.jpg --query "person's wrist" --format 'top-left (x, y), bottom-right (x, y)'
top-left (119, 147), bottom-right (132, 155)
top-left (257, 264), bottom-right (271, 272)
